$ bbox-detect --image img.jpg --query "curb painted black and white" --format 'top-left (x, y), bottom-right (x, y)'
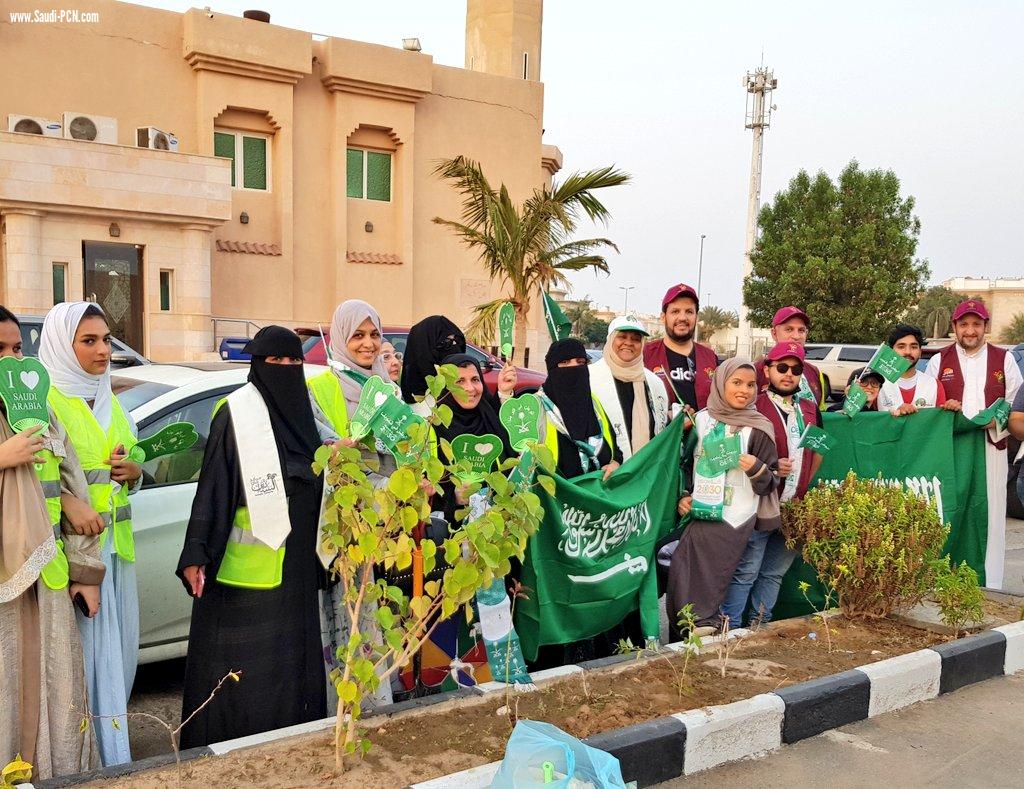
top-left (34, 620), bottom-right (1024, 789)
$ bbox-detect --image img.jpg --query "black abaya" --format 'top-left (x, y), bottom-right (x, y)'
top-left (176, 408), bottom-right (325, 749)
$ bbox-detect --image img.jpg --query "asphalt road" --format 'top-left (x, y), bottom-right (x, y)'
top-left (126, 517), bottom-right (1024, 761)
top-left (655, 674), bottom-right (1024, 788)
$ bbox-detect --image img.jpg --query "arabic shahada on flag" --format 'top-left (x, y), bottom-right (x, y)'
top-left (516, 416), bottom-right (684, 661)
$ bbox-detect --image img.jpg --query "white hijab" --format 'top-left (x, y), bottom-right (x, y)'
top-left (39, 302), bottom-right (114, 429)
top-left (329, 299), bottom-right (391, 412)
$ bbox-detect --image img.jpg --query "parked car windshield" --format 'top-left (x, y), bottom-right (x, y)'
top-left (112, 377), bottom-right (175, 413)
top-left (802, 345), bottom-right (831, 361)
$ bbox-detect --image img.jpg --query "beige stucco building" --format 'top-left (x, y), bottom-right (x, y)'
top-left (0, 0), bottom-right (559, 362)
top-left (943, 277), bottom-right (1024, 341)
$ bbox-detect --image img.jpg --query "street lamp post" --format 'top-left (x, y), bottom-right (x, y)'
top-left (618, 285), bottom-right (635, 314)
top-left (695, 234), bottom-right (706, 341)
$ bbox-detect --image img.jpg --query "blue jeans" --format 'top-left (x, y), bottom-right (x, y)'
top-left (721, 530), bottom-right (797, 627)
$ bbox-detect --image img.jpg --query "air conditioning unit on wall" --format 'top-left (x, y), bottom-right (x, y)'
top-left (136, 126), bottom-right (179, 152)
top-left (7, 115), bottom-right (62, 136)
top-left (62, 112), bottom-right (117, 144)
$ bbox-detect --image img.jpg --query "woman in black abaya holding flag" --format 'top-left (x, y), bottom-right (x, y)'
top-left (176, 327), bottom-right (327, 748)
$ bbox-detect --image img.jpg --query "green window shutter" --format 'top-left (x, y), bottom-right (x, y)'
top-left (213, 132), bottom-right (236, 187)
top-left (346, 149), bottom-right (364, 198)
top-left (242, 136), bottom-right (267, 190)
top-left (52, 264), bottom-right (66, 305)
top-left (159, 271), bottom-right (171, 311)
top-left (366, 152), bottom-right (391, 201)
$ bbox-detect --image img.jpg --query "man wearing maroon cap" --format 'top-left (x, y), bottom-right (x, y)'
top-left (721, 341), bottom-right (824, 626)
top-left (643, 284), bottom-right (719, 413)
top-left (926, 299), bottom-right (1022, 588)
top-left (753, 306), bottom-right (829, 409)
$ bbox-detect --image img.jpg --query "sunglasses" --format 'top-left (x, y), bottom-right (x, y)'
top-left (770, 362), bottom-right (804, 376)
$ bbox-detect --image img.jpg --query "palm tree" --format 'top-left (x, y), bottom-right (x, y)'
top-left (697, 306), bottom-right (738, 342)
top-left (1001, 312), bottom-right (1024, 345)
top-left (432, 156), bottom-right (629, 364)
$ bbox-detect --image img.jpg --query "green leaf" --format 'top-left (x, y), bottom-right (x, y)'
top-left (439, 438), bottom-right (455, 463)
top-left (424, 579), bottom-right (440, 597)
top-left (400, 506), bottom-right (419, 530)
top-left (376, 606), bottom-right (395, 629)
top-left (388, 467), bottom-right (419, 501)
top-left (338, 680), bottom-right (358, 703)
top-left (451, 561), bottom-right (479, 589)
top-left (436, 404), bottom-right (453, 428)
top-left (537, 474), bottom-right (556, 496)
top-left (384, 628), bottom-right (404, 651)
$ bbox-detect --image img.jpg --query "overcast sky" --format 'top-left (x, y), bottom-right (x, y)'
top-left (133, 0), bottom-right (1024, 316)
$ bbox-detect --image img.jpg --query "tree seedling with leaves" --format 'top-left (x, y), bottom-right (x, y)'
top-left (314, 364), bottom-right (552, 772)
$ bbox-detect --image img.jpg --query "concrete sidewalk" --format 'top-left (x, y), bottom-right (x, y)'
top-left (656, 673), bottom-right (1024, 788)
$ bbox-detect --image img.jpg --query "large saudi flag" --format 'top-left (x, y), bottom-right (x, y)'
top-left (773, 407), bottom-right (995, 619)
top-left (516, 416), bottom-right (684, 660)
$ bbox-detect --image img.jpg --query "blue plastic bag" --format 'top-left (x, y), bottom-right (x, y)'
top-left (491, 721), bottom-right (626, 788)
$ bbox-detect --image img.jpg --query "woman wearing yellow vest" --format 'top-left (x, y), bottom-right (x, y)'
top-left (177, 327), bottom-right (330, 748)
top-left (530, 338), bottom-right (630, 670)
top-left (0, 306), bottom-right (104, 779)
top-left (307, 300), bottom-right (401, 707)
top-left (38, 302), bottom-right (141, 768)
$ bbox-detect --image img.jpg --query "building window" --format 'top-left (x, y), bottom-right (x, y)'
top-left (159, 270), bottom-right (173, 311)
top-left (213, 130), bottom-right (270, 191)
top-left (346, 148), bottom-right (392, 202)
top-left (52, 262), bottom-right (67, 305)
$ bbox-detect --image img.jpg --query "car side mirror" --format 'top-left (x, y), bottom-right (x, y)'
top-left (482, 360), bottom-right (498, 373)
top-left (110, 351), bottom-right (141, 369)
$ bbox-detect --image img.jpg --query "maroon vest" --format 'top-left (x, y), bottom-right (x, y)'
top-left (642, 339), bottom-right (718, 409)
top-left (755, 393), bottom-right (819, 500)
top-left (755, 358), bottom-right (824, 407)
top-left (937, 343), bottom-right (1007, 449)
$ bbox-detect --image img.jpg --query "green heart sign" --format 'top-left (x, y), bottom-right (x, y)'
top-left (498, 302), bottom-right (515, 359)
top-left (368, 395), bottom-right (427, 465)
top-left (350, 375), bottom-right (394, 441)
top-left (499, 393), bottom-right (542, 452)
top-left (450, 433), bottom-right (503, 483)
top-left (129, 422), bottom-right (200, 462)
top-left (0, 356), bottom-right (50, 432)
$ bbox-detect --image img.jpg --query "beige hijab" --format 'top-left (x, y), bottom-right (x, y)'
top-left (603, 330), bottom-right (652, 452)
top-left (0, 415), bottom-right (55, 603)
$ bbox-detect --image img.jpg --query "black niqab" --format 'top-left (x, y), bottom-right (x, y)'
top-left (543, 339), bottom-right (601, 441)
top-left (437, 354), bottom-right (513, 456)
top-left (400, 316), bottom-right (466, 403)
top-left (244, 326), bottom-right (320, 464)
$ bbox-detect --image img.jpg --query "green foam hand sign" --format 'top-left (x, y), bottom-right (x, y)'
top-left (498, 393), bottom-right (542, 452)
top-left (842, 383), bottom-right (869, 417)
top-left (866, 344), bottom-right (911, 383)
top-left (696, 430), bottom-right (741, 475)
top-left (0, 356), bottom-right (50, 432)
top-left (129, 422), bottom-right (199, 462)
top-left (350, 375), bottom-right (394, 441)
top-left (797, 424), bottom-right (836, 455)
top-left (450, 433), bottom-right (503, 483)
top-left (368, 395), bottom-right (426, 465)
top-left (498, 301), bottom-right (515, 359)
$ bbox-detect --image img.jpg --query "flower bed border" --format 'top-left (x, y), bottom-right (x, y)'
top-left (36, 600), bottom-right (1024, 789)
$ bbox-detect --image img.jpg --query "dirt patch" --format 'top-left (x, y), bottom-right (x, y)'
top-left (94, 616), bottom-right (960, 789)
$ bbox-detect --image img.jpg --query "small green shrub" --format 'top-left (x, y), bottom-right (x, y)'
top-left (783, 472), bottom-right (953, 619)
top-left (931, 560), bottom-right (985, 635)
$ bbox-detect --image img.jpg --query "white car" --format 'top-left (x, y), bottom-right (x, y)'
top-left (112, 362), bottom-right (327, 664)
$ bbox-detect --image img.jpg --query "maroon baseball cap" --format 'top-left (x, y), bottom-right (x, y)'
top-left (661, 283), bottom-right (699, 311)
top-left (765, 341), bottom-right (806, 363)
top-left (951, 299), bottom-right (990, 322)
top-left (772, 306), bottom-right (810, 328)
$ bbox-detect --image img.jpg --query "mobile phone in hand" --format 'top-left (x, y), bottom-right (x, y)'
top-left (73, 591), bottom-right (93, 618)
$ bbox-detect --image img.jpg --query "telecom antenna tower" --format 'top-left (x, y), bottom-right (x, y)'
top-left (737, 67), bottom-right (777, 358)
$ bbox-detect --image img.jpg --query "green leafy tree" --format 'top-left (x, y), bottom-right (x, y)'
top-left (1000, 312), bottom-right (1024, 345)
top-left (697, 305), bottom-right (738, 342)
top-left (563, 298), bottom-right (611, 345)
top-left (433, 156), bottom-right (629, 364)
top-left (743, 161), bottom-right (929, 344)
top-left (315, 364), bottom-right (553, 771)
top-left (904, 286), bottom-right (964, 339)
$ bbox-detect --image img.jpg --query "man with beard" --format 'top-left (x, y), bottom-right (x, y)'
top-left (926, 300), bottom-right (1022, 588)
top-left (877, 323), bottom-right (952, 414)
top-left (754, 306), bottom-right (828, 408)
top-left (721, 342), bottom-right (823, 626)
top-left (643, 284), bottom-right (719, 413)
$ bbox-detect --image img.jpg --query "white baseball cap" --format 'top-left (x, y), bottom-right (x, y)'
top-left (607, 316), bottom-right (650, 337)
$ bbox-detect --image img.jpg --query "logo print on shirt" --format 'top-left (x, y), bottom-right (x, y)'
top-left (249, 473), bottom-right (280, 496)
